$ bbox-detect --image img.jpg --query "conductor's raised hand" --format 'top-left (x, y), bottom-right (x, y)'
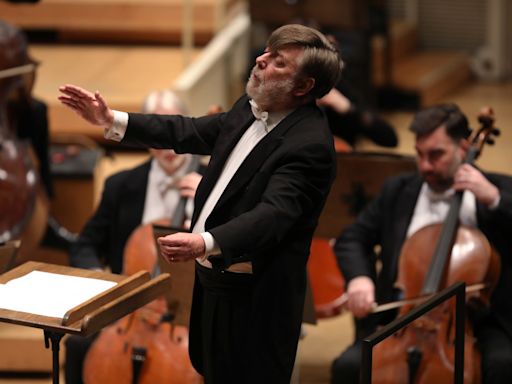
top-left (157, 232), bottom-right (206, 263)
top-left (58, 84), bottom-right (114, 128)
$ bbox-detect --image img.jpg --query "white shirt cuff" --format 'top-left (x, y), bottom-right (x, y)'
top-left (199, 232), bottom-right (221, 257)
top-left (104, 110), bottom-right (128, 141)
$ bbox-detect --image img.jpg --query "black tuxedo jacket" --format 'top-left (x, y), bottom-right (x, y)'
top-left (69, 161), bottom-right (151, 274)
top-left (123, 95), bottom-right (337, 379)
top-left (335, 171), bottom-right (512, 336)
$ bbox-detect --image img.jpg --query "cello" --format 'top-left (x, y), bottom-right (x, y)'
top-left (82, 156), bottom-right (202, 384)
top-left (371, 107), bottom-right (501, 383)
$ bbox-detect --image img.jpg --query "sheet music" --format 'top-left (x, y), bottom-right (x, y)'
top-left (0, 271), bottom-right (117, 318)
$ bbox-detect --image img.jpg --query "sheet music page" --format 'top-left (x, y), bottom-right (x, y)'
top-left (0, 271), bottom-right (117, 318)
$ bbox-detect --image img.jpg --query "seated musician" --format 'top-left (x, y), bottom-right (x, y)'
top-left (331, 103), bottom-right (512, 384)
top-left (64, 89), bottom-right (203, 384)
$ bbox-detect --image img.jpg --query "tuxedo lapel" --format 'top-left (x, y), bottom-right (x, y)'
top-left (191, 100), bottom-right (254, 226)
top-left (211, 103), bottom-right (313, 212)
top-left (214, 135), bottom-right (283, 209)
top-left (191, 100), bottom-right (317, 226)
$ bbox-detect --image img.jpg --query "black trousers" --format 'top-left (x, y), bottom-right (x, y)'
top-left (330, 340), bottom-right (361, 384)
top-left (195, 263), bottom-right (257, 384)
top-left (64, 333), bottom-right (98, 384)
top-left (476, 316), bottom-right (512, 384)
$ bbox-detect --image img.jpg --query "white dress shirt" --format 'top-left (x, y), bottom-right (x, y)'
top-left (406, 183), bottom-right (477, 238)
top-left (142, 156), bottom-right (193, 225)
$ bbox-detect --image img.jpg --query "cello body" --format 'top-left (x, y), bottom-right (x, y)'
top-left (372, 224), bottom-right (500, 383)
top-left (372, 311), bottom-right (478, 384)
top-left (83, 297), bottom-right (199, 384)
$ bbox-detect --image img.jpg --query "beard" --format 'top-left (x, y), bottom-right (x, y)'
top-left (246, 66), bottom-right (296, 110)
top-left (423, 172), bottom-right (455, 192)
top-left (422, 153), bottom-right (463, 192)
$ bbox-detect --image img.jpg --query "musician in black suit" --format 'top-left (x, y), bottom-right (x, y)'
top-left (59, 24), bottom-right (343, 384)
top-left (331, 104), bottom-right (512, 384)
top-left (64, 90), bottom-right (202, 384)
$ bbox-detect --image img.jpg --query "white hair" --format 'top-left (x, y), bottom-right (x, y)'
top-left (141, 89), bottom-right (188, 114)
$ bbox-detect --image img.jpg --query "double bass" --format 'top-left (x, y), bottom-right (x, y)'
top-left (371, 108), bottom-right (501, 383)
top-left (83, 156), bottom-right (202, 384)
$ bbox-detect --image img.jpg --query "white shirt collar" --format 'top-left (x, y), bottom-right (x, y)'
top-left (249, 99), bottom-right (293, 132)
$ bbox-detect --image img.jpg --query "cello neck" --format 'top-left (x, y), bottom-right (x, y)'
top-left (421, 108), bottom-right (498, 294)
top-left (421, 191), bottom-right (463, 294)
top-left (169, 155), bottom-right (200, 228)
top-left (422, 150), bottom-right (478, 294)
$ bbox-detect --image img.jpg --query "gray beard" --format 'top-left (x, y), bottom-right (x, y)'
top-left (246, 70), bottom-right (295, 110)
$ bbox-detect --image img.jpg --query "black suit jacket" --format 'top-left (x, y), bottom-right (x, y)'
top-left (69, 161), bottom-right (150, 274)
top-left (123, 95), bottom-right (337, 379)
top-left (335, 171), bottom-right (512, 337)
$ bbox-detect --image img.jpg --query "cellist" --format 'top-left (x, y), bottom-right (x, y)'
top-left (331, 103), bottom-right (512, 384)
top-left (63, 89), bottom-right (203, 384)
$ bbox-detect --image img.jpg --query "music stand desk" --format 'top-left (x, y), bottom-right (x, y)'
top-left (0, 261), bottom-right (171, 383)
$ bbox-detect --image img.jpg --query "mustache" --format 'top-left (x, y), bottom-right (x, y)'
top-left (250, 67), bottom-right (261, 81)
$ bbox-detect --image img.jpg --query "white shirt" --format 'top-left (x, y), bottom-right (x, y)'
top-left (107, 103), bottom-right (292, 272)
top-left (406, 183), bottom-right (477, 238)
top-left (142, 156), bottom-right (194, 225)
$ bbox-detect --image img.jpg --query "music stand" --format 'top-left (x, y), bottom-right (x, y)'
top-left (0, 261), bottom-right (171, 384)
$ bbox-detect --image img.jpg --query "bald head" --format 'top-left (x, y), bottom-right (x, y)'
top-left (141, 89), bottom-right (187, 115)
top-left (0, 20), bottom-right (30, 71)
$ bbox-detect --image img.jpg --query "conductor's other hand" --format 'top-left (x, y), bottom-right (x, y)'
top-left (157, 232), bottom-right (206, 263)
top-left (58, 84), bottom-right (114, 128)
